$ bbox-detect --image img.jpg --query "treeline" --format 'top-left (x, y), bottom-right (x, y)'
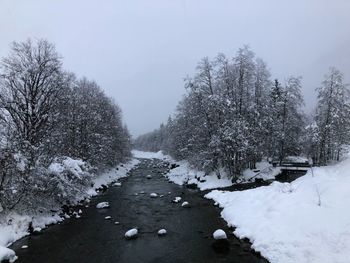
top-left (0, 39), bottom-right (131, 212)
top-left (135, 46), bottom-right (350, 177)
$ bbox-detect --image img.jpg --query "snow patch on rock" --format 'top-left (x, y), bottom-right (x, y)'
top-left (158, 229), bottom-right (167, 236)
top-left (125, 228), bottom-right (138, 239)
top-left (213, 229), bottom-right (227, 240)
top-left (96, 202), bottom-right (109, 209)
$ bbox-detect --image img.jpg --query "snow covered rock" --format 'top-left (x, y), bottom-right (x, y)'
top-left (158, 229), bottom-right (167, 236)
top-left (172, 197), bottom-right (181, 203)
top-left (114, 221), bottom-right (120, 225)
top-left (113, 182), bottom-right (122, 187)
top-left (0, 246), bottom-right (17, 263)
top-left (104, 216), bottom-right (111, 220)
top-left (125, 228), bottom-right (138, 239)
top-left (213, 229), bottom-right (227, 240)
top-left (181, 201), bottom-right (190, 208)
top-left (21, 245), bottom-right (28, 249)
top-left (146, 175), bottom-right (152, 179)
top-left (33, 227), bottom-right (42, 234)
top-left (150, 193), bottom-right (158, 198)
top-left (96, 202), bottom-right (110, 209)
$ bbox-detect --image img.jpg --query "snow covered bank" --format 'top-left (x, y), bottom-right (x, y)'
top-left (133, 150), bottom-right (234, 190)
top-left (88, 158), bottom-right (140, 196)
top-left (0, 158), bottom-right (139, 262)
top-left (132, 150), bottom-right (168, 160)
top-left (205, 157), bottom-right (350, 263)
top-left (0, 213), bottom-right (62, 262)
top-left (165, 160), bottom-right (233, 190)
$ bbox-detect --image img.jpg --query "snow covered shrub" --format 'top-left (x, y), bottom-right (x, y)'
top-left (0, 147), bottom-right (27, 211)
top-left (47, 157), bottom-right (93, 206)
top-left (0, 156), bottom-right (93, 214)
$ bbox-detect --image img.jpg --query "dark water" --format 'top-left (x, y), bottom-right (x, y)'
top-left (10, 159), bottom-right (268, 263)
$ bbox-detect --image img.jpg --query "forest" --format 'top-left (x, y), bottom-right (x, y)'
top-left (135, 46), bottom-right (350, 178)
top-left (0, 39), bottom-right (132, 213)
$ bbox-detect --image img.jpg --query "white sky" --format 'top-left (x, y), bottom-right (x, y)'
top-left (1, 0), bottom-right (349, 137)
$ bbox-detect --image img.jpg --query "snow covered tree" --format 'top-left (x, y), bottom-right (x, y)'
top-left (0, 39), bottom-right (72, 166)
top-left (315, 68), bottom-right (350, 165)
top-left (0, 39), bottom-right (132, 211)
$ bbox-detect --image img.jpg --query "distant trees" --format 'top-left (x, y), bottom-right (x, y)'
top-left (135, 48), bottom-right (350, 177)
top-left (0, 39), bottom-right (131, 211)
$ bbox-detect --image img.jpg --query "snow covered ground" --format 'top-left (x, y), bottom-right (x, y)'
top-left (206, 157), bottom-right (350, 263)
top-left (0, 158), bottom-right (139, 262)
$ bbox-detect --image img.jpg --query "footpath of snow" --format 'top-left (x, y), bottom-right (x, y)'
top-left (0, 158), bottom-right (139, 262)
top-left (205, 157), bottom-right (350, 263)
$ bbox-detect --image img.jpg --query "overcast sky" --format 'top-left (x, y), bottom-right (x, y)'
top-left (1, 0), bottom-right (349, 137)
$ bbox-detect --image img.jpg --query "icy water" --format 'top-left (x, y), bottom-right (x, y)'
top-left (10, 159), bottom-right (268, 263)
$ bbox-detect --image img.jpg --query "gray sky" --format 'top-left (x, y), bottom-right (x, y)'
top-left (1, 0), bottom-right (349, 137)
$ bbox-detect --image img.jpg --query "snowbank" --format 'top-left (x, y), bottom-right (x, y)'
top-left (132, 150), bottom-right (168, 160)
top-left (166, 160), bottom-right (233, 190)
top-left (133, 150), bottom-right (233, 190)
top-left (205, 157), bottom-right (350, 263)
top-left (0, 246), bottom-right (17, 263)
top-left (0, 213), bottom-right (62, 262)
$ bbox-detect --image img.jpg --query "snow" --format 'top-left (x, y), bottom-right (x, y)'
top-left (172, 197), bottom-right (182, 203)
top-left (181, 201), bottom-right (190, 207)
top-left (158, 229), bottom-right (167, 236)
top-left (166, 160), bottom-right (233, 190)
top-left (132, 150), bottom-right (167, 159)
top-left (96, 202), bottom-right (110, 209)
top-left (21, 245), bottom-right (28, 249)
top-left (49, 157), bottom-right (87, 179)
top-left (240, 159), bottom-right (281, 182)
top-left (125, 228), bottom-right (138, 239)
top-left (114, 221), bottom-right (120, 225)
top-left (205, 157), bottom-right (350, 263)
top-left (0, 246), bottom-right (17, 263)
top-left (213, 229), bottom-right (227, 240)
top-left (133, 150), bottom-right (234, 190)
top-left (284, 155), bottom-right (309, 163)
top-left (33, 227), bottom-right (42, 233)
top-left (104, 216), bottom-right (111, 220)
top-left (150, 193), bottom-right (158, 198)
